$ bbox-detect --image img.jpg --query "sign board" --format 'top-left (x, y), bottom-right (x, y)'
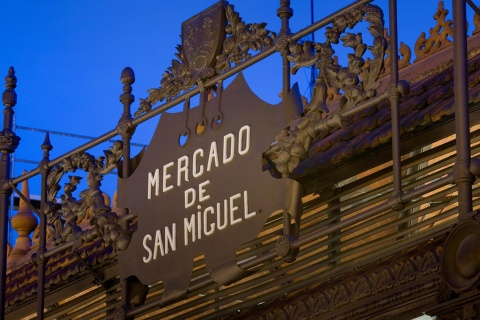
top-left (118, 75), bottom-right (302, 304)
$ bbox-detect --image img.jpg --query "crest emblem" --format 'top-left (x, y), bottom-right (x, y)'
top-left (182, 1), bottom-right (227, 81)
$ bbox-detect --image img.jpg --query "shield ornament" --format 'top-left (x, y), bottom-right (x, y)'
top-left (117, 73), bottom-right (303, 304)
top-left (182, 1), bottom-right (227, 80)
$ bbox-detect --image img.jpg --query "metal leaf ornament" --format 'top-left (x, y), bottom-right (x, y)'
top-left (45, 141), bottom-right (132, 251)
top-left (265, 4), bottom-right (388, 176)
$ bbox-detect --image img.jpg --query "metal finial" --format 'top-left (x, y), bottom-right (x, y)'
top-left (120, 67), bottom-right (135, 86)
top-left (2, 67), bottom-right (17, 107)
top-left (4, 67), bottom-right (17, 90)
top-left (41, 132), bottom-right (53, 152)
top-left (118, 67), bottom-right (136, 140)
top-left (120, 67), bottom-right (135, 98)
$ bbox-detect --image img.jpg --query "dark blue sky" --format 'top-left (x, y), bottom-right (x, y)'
top-left (0, 4), bottom-right (467, 317)
top-left (0, 0), bottom-right (466, 196)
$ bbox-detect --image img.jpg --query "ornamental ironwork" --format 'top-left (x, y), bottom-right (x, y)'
top-left (45, 141), bottom-right (132, 251)
top-left (414, 1), bottom-right (453, 62)
top-left (264, 4), bottom-right (390, 176)
top-left (135, 2), bottom-right (276, 116)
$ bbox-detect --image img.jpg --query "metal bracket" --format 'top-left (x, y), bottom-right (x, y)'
top-left (277, 179), bottom-right (303, 262)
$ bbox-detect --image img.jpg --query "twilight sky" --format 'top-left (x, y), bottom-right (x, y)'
top-left (0, 3), bottom-right (469, 317)
top-left (0, 0), bottom-right (470, 196)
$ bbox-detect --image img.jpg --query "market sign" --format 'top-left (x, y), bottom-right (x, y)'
top-left (116, 2), bottom-right (304, 304)
top-left (117, 72), bottom-right (302, 303)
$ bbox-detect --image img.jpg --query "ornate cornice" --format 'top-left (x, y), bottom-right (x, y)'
top-left (414, 1), bottom-right (453, 62)
top-left (239, 239), bottom-right (443, 320)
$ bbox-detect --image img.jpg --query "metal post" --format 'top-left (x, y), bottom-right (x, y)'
top-left (453, 0), bottom-right (473, 217)
top-left (309, 0), bottom-right (316, 98)
top-left (118, 67), bottom-right (136, 318)
top-left (277, 0), bottom-right (293, 238)
top-left (37, 133), bottom-right (52, 319)
top-left (119, 67), bottom-right (135, 178)
top-left (0, 155), bottom-right (8, 318)
top-left (388, 0), bottom-right (404, 211)
top-left (0, 67), bottom-right (20, 318)
top-left (277, 0), bottom-right (292, 98)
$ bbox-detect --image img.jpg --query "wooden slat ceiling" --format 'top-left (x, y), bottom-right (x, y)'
top-left (18, 124), bottom-right (476, 320)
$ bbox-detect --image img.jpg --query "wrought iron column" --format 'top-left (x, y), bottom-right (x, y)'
top-left (118, 67), bottom-right (136, 319)
top-left (0, 67), bottom-right (20, 318)
top-left (277, 0), bottom-right (294, 238)
top-left (453, 0), bottom-right (473, 217)
top-left (440, 0), bottom-right (480, 292)
top-left (388, 0), bottom-right (404, 210)
top-left (36, 134), bottom-right (52, 319)
top-left (119, 67), bottom-right (136, 178)
top-left (277, 0), bottom-right (292, 97)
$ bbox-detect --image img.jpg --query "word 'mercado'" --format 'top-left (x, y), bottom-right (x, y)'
top-left (142, 125), bottom-right (257, 263)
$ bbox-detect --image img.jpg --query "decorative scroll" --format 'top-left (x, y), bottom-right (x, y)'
top-left (214, 5), bottom-right (276, 73)
top-left (264, 4), bottom-right (387, 176)
top-left (414, 1), bottom-right (453, 62)
top-left (136, 4), bottom-right (276, 117)
top-left (136, 44), bottom-right (194, 116)
top-left (45, 141), bottom-right (132, 251)
top-left (382, 28), bottom-right (412, 75)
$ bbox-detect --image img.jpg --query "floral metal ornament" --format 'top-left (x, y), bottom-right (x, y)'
top-left (45, 141), bottom-right (132, 251)
top-left (136, 3), bottom-right (276, 117)
top-left (414, 1), bottom-right (453, 62)
top-left (264, 4), bottom-right (389, 176)
top-left (214, 4), bottom-right (276, 73)
top-left (382, 28), bottom-right (411, 75)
